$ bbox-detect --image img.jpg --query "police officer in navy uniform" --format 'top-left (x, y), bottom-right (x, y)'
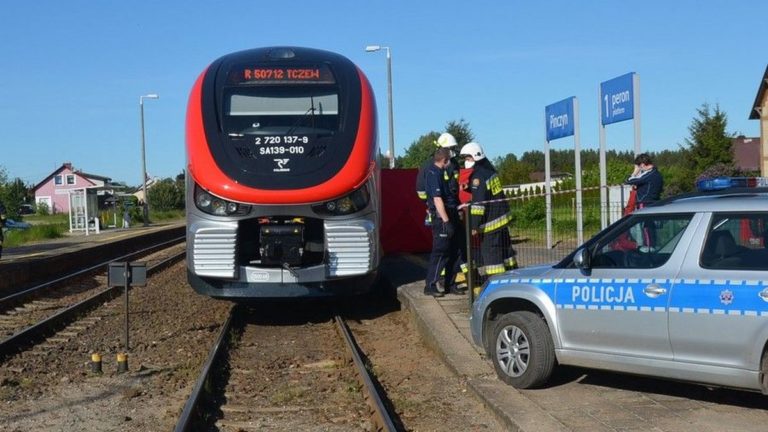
top-left (424, 147), bottom-right (463, 297)
top-left (416, 132), bottom-right (461, 222)
top-left (461, 142), bottom-right (517, 282)
top-left (416, 132), bottom-right (469, 288)
top-left (625, 153), bottom-right (663, 209)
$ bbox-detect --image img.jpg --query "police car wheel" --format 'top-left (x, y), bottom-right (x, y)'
top-left (491, 311), bottom-right (555, 389)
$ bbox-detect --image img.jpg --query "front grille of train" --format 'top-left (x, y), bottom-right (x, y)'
top-left (193, 227), bottom-right (237, 278)
top-left (325, 222), bottom-right (373, 277)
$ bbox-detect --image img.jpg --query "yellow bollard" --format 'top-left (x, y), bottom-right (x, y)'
top-left (117, 353), bottom-right (128, 373)
top-left (91, 353), bottom-right (102, 374)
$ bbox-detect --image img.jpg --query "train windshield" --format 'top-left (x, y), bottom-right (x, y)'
top-left (224, 88), bottom-right (339, 136)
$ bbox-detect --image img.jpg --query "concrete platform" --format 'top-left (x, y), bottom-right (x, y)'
top-left (0, 221), bottom-right (185, 295)
top-left (383, 254), bottom-right (768, 432)
top-left (1, 221), bottom-right (185, 263)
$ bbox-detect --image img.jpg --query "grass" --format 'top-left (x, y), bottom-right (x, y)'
top-left (3, 223), bottom-right (67, 247)
top-left (269, 383), bottom-right (309, 404)
top-left (2, 209), bottom-right (184, 249)
top-left (148, 209), bottom-right (185, 222)
top-left (22, 213), bottom-right (68, 225)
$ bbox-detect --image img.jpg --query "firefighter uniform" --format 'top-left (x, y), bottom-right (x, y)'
top-left (468, 163), bottom-right (517, 278)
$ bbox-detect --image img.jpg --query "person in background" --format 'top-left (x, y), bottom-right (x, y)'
top-left (461, 142), bottom-right (517, 282)
top-left (624, 153), bottom-right (663, 249)
top-left (122, 207), bottom-right (131, 228)
top-left (625, 153), bottom-right (663, 209)
top-left (423, 147), bottom-right (464, 297)
top-left (0, 201), bottom-right (7, 259)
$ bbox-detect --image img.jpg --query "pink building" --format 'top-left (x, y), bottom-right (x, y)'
top-left (32, 162), bottom-right (111, 214)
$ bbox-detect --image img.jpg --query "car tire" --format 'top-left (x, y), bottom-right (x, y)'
top-left (490, 311), bottom-right (555, 389)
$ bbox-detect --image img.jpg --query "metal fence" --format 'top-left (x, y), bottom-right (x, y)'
top-left (464, 186), bottom-right (630, 300)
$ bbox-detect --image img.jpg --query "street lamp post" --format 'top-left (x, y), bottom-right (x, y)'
top-left (139, 94), bottom-right (159, 227)
top-left (365, 45), bottom-right (395, 169)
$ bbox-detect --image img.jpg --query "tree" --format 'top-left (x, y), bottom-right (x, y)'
top-left (3, 178), bottom-right (29, 219)
top-left (147, 178), bottom-right (184, 211)
top-left (684, 103), bottom-right (734, 174)
top-left (396, 119), bottom-right (475, 168)
top-left (397, 131), bottom-right (439, 168)
top-left (444, 119), bottom-right (475, 148)
top-left (495, 154), bottom-right (534, 185)
top-left (0, 168), bottom-right (28, 219)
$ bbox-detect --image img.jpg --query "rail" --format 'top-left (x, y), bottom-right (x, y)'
top-left (0, 248), bottom-right (186, 362)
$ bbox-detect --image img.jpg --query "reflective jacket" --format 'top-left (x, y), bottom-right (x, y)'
top-left (469, 163), bottom-right (510, 233)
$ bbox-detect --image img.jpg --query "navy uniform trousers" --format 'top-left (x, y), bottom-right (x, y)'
top-left (425, 209), bottom-right (462, 291)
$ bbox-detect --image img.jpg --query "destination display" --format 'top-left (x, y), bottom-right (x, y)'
top-left (229, 65), bottom-right (335, 84)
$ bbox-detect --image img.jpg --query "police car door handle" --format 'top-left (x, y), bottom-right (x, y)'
top-left (643, 284), bottom-right (666, 298)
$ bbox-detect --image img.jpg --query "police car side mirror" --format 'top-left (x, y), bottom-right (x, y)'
top-left (573, 248), bottom-right (591, 271)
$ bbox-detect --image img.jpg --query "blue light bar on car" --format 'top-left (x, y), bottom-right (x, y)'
top-left (696, 176), bottom-right (768, 191)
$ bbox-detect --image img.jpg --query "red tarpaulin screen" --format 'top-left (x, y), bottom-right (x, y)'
top-left (380, 169), bottom-right (432, 254)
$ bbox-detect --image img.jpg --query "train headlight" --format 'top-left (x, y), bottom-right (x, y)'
top-left (194, 185), bottom-right (251, 216)
top-left (196, 191), bottom-right (212, 208)
top-left (312, 184), bottom-right (370, 216)
top-left (337, 197), bottom-right (354, 214)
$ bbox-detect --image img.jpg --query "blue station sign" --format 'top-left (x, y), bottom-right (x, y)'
top-left (600, 73), bottom-right (635, 125)
top-left (545, 96), bottom-right (575, 141)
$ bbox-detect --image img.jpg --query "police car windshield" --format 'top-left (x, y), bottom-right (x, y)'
top-left (554, 213), bottom-right (694, 269)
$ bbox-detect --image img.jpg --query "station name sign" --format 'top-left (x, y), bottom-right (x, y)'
top-left (545, 97), bottom-right (575, 141)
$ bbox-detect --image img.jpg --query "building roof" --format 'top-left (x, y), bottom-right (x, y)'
top-left (750, 65), bottom-right (768, 120)
top-left (528, 171), bottom-right (572, 183)
top-left (732, 136), bottom-right (760, 172)
top-left (32, 162), bottom-right (112, 192)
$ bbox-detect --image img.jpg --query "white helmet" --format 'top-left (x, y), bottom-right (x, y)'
top-left (436, 132), bottom-right (458, 148)
top-left (460, 142), bottom-right (485, 161)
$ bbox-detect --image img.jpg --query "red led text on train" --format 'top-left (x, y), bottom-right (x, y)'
top-left (242, 68), bottom-right (321, 81)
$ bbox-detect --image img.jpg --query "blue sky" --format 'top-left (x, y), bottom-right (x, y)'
top-left (1, 1), bottom-right (765, 186)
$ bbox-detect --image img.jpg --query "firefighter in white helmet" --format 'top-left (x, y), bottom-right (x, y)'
top-left (460, 142), bottom-right (517, 288)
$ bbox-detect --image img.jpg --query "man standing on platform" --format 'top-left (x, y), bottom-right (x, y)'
top-left (423, 148), bottom-right (463, 297)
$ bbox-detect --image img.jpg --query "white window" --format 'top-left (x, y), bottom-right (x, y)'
top-left (66, 174), bottom-right (76, 185)
top-left (54, 175), bottom-right (63, 185)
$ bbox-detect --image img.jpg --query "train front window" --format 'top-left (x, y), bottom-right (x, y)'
top-left (224, 88), bottom-right (339, 136)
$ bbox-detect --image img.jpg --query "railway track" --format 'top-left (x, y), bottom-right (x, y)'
top-left (0, 238), bottom-right (186, 362)
top-left (175, 307), bottom-right (398, 432)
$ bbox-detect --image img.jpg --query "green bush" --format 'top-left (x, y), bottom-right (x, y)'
top-left (514, 199), bottom-right (546, 228)
top-left (36, 201), bottom-right (50, 216)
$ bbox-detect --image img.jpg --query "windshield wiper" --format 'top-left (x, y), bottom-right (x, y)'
top-left (285, 95), bottom-right (316, 136)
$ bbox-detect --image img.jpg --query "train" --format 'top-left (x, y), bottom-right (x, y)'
top-left (185, 47), bottom-right (380, 298)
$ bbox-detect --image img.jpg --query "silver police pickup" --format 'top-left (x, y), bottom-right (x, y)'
top-left (470, 178), bottom-right (768, 393)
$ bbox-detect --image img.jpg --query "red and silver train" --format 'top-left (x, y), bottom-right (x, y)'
top-left (185, 47), bottom-right (380, 298)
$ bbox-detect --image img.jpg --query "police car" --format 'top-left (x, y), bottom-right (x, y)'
top-left (470, 177), bottom-right (768, 393)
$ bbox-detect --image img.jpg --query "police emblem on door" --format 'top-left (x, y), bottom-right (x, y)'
top-left (719, 289), bottom-right (734, 306)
